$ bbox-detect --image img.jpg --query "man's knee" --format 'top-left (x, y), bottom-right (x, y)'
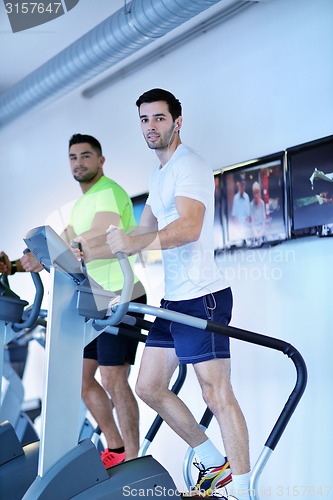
top-left (202, 382), bottom-right (235, 414)
top-left (101, 365), bottom-right (130, 396)
top-left (135, 377), bottom-right (145, 402)
top-left (81, 372), bottom-right (96, 396)
top-left (135, 377), bottom-right (154, 406)
top-left (81, 385), bottom-right (89, 402)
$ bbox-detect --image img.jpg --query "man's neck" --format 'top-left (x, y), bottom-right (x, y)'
top-left (80, 172), bottom-right (103, 194)
top-left (156, 138), bottom-right (182, 167)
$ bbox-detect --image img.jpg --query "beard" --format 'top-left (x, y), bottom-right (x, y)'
top-left (73, 169), bottom-right (98, 183)
top-left (145, 124), bottom-right (175, 150)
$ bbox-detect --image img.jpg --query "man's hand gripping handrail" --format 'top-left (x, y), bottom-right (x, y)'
top-left (93, 225), bottom-right (134, 327)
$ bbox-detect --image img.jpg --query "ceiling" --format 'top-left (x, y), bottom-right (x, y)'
top-left (0, 0), bottom-right (127, 93)
top-left (0, 0), bottom-right (251, 98)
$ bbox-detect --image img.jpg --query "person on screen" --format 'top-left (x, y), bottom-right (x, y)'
top-left (250, 181), bottom-right (266, 238)
top-left (230, 173), bottom-right (251, 240)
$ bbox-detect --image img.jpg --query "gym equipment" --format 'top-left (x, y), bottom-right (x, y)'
top-left (0, 265), bottom-right (99, 448)
top-left (0, 257), bottom-right (43, 499)
top-left (16, 314), bottom-right (105, 452)
top-left (0, 263), bottom-right (44, 444)
top-left (126, 304), bottom-right (308, 497)
top-left (0, 272), bottom-right (43, 444)
top-left (2, 342), bottom-right (41, 445)
top-left (21, 225), bottom-right (306, 499)
top-left (0, 253), bottom-right (104, 499)
top-left (19, 226), bottom-right (179, 499)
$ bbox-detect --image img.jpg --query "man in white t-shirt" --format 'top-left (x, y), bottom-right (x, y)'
top-left (108, 88), bottom-right (251, 499)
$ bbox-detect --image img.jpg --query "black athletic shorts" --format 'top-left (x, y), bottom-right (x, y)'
top-left (84, 282), bottom-right (147, 366)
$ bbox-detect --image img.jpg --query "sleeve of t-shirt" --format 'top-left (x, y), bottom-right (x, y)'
top-left (174, 152), bottom-right (212, 208)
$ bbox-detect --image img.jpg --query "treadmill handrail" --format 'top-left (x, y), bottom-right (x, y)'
top-left (0, 247), bottom-right (44, 331)
top-left (127, 302), bottom-right (307, 494)
top-left (12, 251), bottom-right (44, 332)
top-left (206, 320), bottom-right (307, 451)
top-left (128, 302), bottom-right (307, 447)
top-left (92, 225), bottom-right (134, 326)
top-left (93, 252), bottom-right (134, 327)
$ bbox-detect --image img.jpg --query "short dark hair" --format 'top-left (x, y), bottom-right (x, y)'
top-left (136, 88), bottom-right (182, 121)
top-left (237, 173), bottom-right (246, 184)
top-left (68, 134), bottom-right (102, 156)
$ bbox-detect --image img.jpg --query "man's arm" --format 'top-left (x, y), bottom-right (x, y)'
top-left (20, 252), bottom-right (43, 272)
top-left (0, 252), bottom-right (26, 274)
top-left (107, 197), bottom-right (205, 256)
top-left (71, 211), bottom-right (121, 262)
top-left (129, 204), bottom-right (158, 236)
top-left (0, 251), bottom-right (44, 274)
top-left (60, 225), bottom-right (76, 245)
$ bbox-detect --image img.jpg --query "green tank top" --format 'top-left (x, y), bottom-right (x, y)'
top-left (69, 175), bottom-right (138, 291)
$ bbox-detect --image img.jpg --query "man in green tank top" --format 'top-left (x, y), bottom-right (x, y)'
top-left (66, 134), bottom-right (146, 468)
top-left (1, 134), bottom-right (146, 468)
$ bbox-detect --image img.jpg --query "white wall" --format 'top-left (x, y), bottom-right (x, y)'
top-left (216, 237), bottom-right (333, 496)
top-left (1, 0), bottom-right (332, 497)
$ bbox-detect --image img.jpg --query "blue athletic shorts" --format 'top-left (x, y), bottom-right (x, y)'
top-left (146, 287), bottom-right (232, 364)
top-left (84, 285), bottom-right (147, 366)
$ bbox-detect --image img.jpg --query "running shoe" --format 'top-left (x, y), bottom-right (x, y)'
top-left (191, 459), bottom-right (232, 497)
top-left (100, 449), bottom-right (126, 468)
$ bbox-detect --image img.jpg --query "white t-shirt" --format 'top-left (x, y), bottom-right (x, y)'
top-left (146, 144), bottom-right (228, 301)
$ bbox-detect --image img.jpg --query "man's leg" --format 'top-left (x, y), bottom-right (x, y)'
top-left (136, 346), bottom-right (208, 447)
top-left (193, 357), bottom-right (250, 475)
top-left (81, 358), bottom-right (124, 450)
top-left (99, 363), bottom-right (139, 460)
top-left (136, 347), bottom-right (240, 496)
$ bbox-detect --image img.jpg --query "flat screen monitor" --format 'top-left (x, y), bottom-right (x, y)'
top-left (287, 134), bottom-right (333, 237)
top-left (131, 193), bottom-right (148, 225)
top-left (221, 152), bottom-right (287, 249)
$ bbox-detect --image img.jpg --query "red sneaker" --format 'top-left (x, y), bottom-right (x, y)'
top-left (100, 449), bottom-right (126, 469)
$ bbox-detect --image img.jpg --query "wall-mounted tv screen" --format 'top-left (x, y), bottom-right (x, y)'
top-left (213, 171), bottom-right (224, 251)
top-left (221, 152), bottom-right (287, 249)
top-left (287, 134), bottom-right (333, 237)
top-left (131, 193), bottom-right (148, 225)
